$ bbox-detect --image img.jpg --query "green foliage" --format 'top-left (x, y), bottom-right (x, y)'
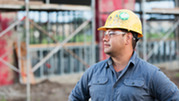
top-left (37, 33), bottom-right (92, 44)
top-left (69, 34), bottom-right (92, 42)
top-left (146, 32), bottom-right (174, 40)
top-left (176, 73), bottom-right (179, 78)
top-left (25, 21), bottom-right (93, 44)
top-left (0, 96), bottom-right (6, 101)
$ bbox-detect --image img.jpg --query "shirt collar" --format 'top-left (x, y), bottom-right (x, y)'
top-left (129, 51), bottom-right (138, 66)
top-left (106, 51), bottom-right (138, 68)
top-left (107, 57), bottom-right (113, 66)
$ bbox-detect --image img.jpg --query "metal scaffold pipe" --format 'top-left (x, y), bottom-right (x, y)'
top-left (142, 0), bottom-right (147, 61)
top-left (0, 17), bottom-right (25, 37)
top-left (91, 0), bottom-right (96, 64)
top-left (0, 58), bottom-right (19, 73)
top-left (25, 0), bottom-right (30, 101)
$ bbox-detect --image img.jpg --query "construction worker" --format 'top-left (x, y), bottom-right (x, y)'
top-left (69, 9), bottom-right (179, 101)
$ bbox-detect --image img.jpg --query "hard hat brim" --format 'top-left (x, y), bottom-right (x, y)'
top-left (98, 26), bottom-right (131, 31)
top-left (98, 26), bottom-right (143, 38)
top-left (97, 26), bottom-right (107, 31)
top-left (97, 26), bottom-right (124, 31)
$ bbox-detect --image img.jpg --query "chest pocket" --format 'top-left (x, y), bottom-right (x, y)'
top-left (92, 77), bottom-right (108, 85)
top-left (90, 77), bottom-right (109, 101)
top-left (124, 79), bottom-right (144, 87)
top-left (117, 79), bottom-right (146, 100)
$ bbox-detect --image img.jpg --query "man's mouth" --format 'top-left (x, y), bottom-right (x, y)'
top-left (104, 43), bottom-right (110, 47)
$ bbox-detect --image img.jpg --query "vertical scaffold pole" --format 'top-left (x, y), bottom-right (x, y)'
top-left (25, 0), bottom-right (30, 101)
top-left (142, 0), bottom-right (147, 61)
top-left (91, 0), bottom-right (96, 64)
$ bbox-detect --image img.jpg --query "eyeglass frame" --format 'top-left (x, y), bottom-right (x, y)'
top-left (103, 30), bottom-right (127, 39)
top-left (103, 30), bottom-right (137, 41)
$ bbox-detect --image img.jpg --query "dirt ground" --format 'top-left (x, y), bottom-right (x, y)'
top-left (160, 68), bottom-right (179, 87)
top-left (0, 68), bottom-right (179, 101)
top-left (0, 80), bottom-right (75, 101)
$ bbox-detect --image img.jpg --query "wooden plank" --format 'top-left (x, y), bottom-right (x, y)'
top-left (0, 3), bottom-right (91, 11)
top-left (29, 42), bottom-right (91, 48)
top-left (29, 4), bottom-right (91, 11)
top-left (14, 42), bottom-right (36, 84)
top-left (0, 0), bottom-right (43, 5)
top-left (102, 8), bottom-right (179, 15)
top-left (146, 8), bottom-right (179, 15)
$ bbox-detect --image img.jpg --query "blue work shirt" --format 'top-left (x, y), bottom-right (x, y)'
top-left (69, 51), bottom-right (179, 101)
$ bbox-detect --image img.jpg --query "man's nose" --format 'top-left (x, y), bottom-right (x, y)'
top-left (103, 34), bottom-right (110, 42)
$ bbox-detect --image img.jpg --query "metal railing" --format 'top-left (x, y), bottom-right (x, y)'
top-left (30, 44), bottom-right (98, 78)
top-left (138, 40), bottom-right (178, 64)
top-left (29, 39), bottom-right (178, 78)
top-left (13, 10), bottom-right (96, 78)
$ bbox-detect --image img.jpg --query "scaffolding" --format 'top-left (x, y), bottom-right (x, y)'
top-left (97, 0), bottom-right (179, 68)
top-left (0, 0), bottom-right (95, 101)
top-left (138, 0), bottom-right (179, 69)
top-left (0, 0), bottom-right (179, 101)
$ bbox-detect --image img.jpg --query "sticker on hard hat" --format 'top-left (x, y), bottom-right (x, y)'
top-left (119, 12), bottom-right (129, 20)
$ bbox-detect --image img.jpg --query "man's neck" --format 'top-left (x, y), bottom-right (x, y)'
top-left (111, 51), bottom-right (133, 72)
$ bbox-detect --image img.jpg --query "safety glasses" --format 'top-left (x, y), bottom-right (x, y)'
top-left (103, 30), bottom-right (126, 39)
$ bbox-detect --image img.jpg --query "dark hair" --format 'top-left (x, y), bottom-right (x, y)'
top-left (131, 31), bottom-right (139, 49)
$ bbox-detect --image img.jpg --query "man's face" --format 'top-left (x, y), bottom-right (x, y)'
top-left (103, 29), bottom-right (127, 56)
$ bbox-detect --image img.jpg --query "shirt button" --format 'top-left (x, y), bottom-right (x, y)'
top-left (132, 82), bottom-right (135, 85)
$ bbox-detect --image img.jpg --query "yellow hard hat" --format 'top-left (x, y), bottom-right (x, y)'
top-left (98, 9), bottom-right (143, 38)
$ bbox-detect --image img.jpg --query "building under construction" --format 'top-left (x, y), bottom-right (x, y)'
top-left (0, 0), bottom-right (179, 101)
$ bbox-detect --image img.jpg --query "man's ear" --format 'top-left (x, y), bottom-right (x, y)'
top-left (125, 33), bottom-right (132, 45)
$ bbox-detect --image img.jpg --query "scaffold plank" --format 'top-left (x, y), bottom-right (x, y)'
top-left (0, 4), bottom-right (91, 11)
top-left (146, 8), bottom-right (179, 15)
top-left (101, 8), bottom-right (179, 15)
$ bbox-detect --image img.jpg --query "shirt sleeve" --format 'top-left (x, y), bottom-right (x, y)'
top-left (68, 67), bottom-right (92, 101)
top-left (150, 69), bottom-right (179, 100)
